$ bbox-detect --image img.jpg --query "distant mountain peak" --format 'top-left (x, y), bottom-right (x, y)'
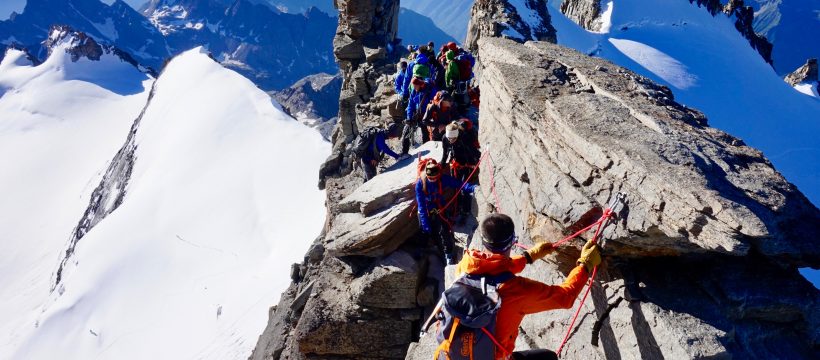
top-left (43, 24), bottom-right (157, 75)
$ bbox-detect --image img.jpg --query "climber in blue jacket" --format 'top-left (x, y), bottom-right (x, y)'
top-left (394, 61), bottom-right (407, 100)
top-left (415, 159), bottom-right (476, 265)
top-left (402, 50), bottom-right (430, 98)
top-left (401, 76), bottom-right (437, 155)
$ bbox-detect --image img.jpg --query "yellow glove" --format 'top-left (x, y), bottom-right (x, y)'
top-left (577, 240), bottom-right (601, 272)
top-left (525, 242), bottom-right (554, 263)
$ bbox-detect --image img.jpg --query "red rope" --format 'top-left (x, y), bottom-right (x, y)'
top-left (487, 154), bottom-right (502, 213)
top-left (555, 209), bottom-right (612, 357)
top-left (481, 327), bottom-right (512, 356)
top-left (440, 151), bottom-right (488, 213)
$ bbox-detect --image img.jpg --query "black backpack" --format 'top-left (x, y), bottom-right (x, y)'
top-left (434, 272), bottom-right (514, 360)
top-left (353, 127), bottom-right (381, 158)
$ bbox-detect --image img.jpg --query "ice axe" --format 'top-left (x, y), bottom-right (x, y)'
top-left (419, 297), bottom-right (444, 338)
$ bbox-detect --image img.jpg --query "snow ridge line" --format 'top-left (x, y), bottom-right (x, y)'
top-left (51, 78), bottom-right (159, 291)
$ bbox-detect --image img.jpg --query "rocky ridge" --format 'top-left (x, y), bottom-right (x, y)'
top-left (785, 58), bottom-right (818, 87)
top-left (406, 35), bottom-right (819, 360)
top-left (251, 1), bottom-right (819, 359)
top-left (465, 0), bottom-right (557, 54)
top-left (271, 72), bottom-right (343, 140)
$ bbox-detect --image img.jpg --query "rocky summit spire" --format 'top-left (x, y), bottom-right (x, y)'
top-left (785, 58), bottom-right (819, 86)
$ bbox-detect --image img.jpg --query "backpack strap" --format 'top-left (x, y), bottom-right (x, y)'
top-left (464, 272), bottom-right (514, 286)
top-left (480, 327), bottom-right (512, 357)
top-left (433, 317), bottom-right (460, 360)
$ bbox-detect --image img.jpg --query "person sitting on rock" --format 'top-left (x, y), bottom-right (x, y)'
top-left (416, 159), bottom-right (476, 265)
top-left (402, 76), bottom-right (437, 155)
top-left (358, 123), bottom-right (404, 182)
top-left (440, 121), bottom-right (481, 222)
top-left (422, 91), bottom-right (458, 141)
top-left (454, 213), bottom-right (601, 360)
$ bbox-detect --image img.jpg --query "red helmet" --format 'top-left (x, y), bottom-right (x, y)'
top-left (447, 42), bottom-right (458, 51)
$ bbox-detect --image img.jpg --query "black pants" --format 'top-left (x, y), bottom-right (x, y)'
top-left (451, 166), bottom-right (475, 214)
top-left (401, 120), bottom-right (430, 154)
top-left (426, 213), bottom-right (455, 258)
top-left (512, 349), bottom-right (558, 360)
top-left (361, 158), bottom-right (377, 181)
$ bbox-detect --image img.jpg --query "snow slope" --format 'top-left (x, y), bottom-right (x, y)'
top-left (0, 44), bottom-right (153, 355)
top-left (542, 0), bottom-right (820, 207)
top-left (0, 44), bottom-right (328, 358)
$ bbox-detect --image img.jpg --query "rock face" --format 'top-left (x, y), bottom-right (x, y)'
top-left (271, 73), bottom-right (343, 140)
top-left (465, 0), bottom-right (557, 55)
top-left (560, 0), bottom-right (603, 32)
top-left (318, 0), bottom-right (405, 190)
top-left (250, 143), bottom-right (445, 360)
top-left (687, 0), bottom-right (773, 65)
top-left (785, 58), bottom-right (819, 86)
top-left (406, 37), bottom-right (819, 359)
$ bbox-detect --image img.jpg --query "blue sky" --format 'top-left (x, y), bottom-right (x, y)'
top-left (1, 0), bottom-right (146, 19)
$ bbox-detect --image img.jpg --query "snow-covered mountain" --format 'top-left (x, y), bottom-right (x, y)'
top-left (140, 0), bottom-right (337, 90)
top-left (0, 28), bottom-right (328, 359)
top-left (0, 0), bottom-right (170, 70)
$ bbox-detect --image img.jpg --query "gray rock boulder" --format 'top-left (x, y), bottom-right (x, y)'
top-left (271, 72), bottom-right (342, 140)
top-left (785, 58), bottom-right (818, 86)
top-left (475, 37), bottom-right (820, 266)
top-left (326, 142), bottom-right (442, 257)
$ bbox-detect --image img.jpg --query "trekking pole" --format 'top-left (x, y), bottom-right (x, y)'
top-left (419, 297), bottom-right (444, 337)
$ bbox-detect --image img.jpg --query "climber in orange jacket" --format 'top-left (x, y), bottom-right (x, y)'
top-left (455, 213), bottom-right (602, 360)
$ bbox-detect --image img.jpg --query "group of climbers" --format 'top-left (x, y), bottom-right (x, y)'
top-left (350, 39), bottom-right (608, 360)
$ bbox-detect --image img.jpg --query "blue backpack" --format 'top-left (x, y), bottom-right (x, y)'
top-left (434, 272), bottom-right (514, 360)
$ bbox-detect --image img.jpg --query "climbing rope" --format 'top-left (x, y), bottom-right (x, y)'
top-left (555, 207), bottom-right (614, 357)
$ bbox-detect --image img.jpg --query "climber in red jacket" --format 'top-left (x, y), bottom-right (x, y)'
top-left (455, 213), bottom-right (602, 360)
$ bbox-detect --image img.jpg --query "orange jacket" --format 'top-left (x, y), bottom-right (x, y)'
top-left (455, 249), bottom-right (589, 359)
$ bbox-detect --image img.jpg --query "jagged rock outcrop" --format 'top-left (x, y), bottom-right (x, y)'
top-left (560, 0), bottom-right (603, 32)
top-left (687, 0), bottom-right (773, 65)
top-left (44, 25), bottom-right (154, 75)
top-left (465, 0), bottom-right (556, 54)
top-left (53, 75), bottom-right (158, 289)
top-left (319, 0), bottom-right (405, 190)
top-left (785, 58), bottom-right (819, 86)
top-left (250, 143), bottom-right (446, 360)
top-left (406, 37), bottom-right (819, 359)
top-left (271, 73), bottom-right (343, 140)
